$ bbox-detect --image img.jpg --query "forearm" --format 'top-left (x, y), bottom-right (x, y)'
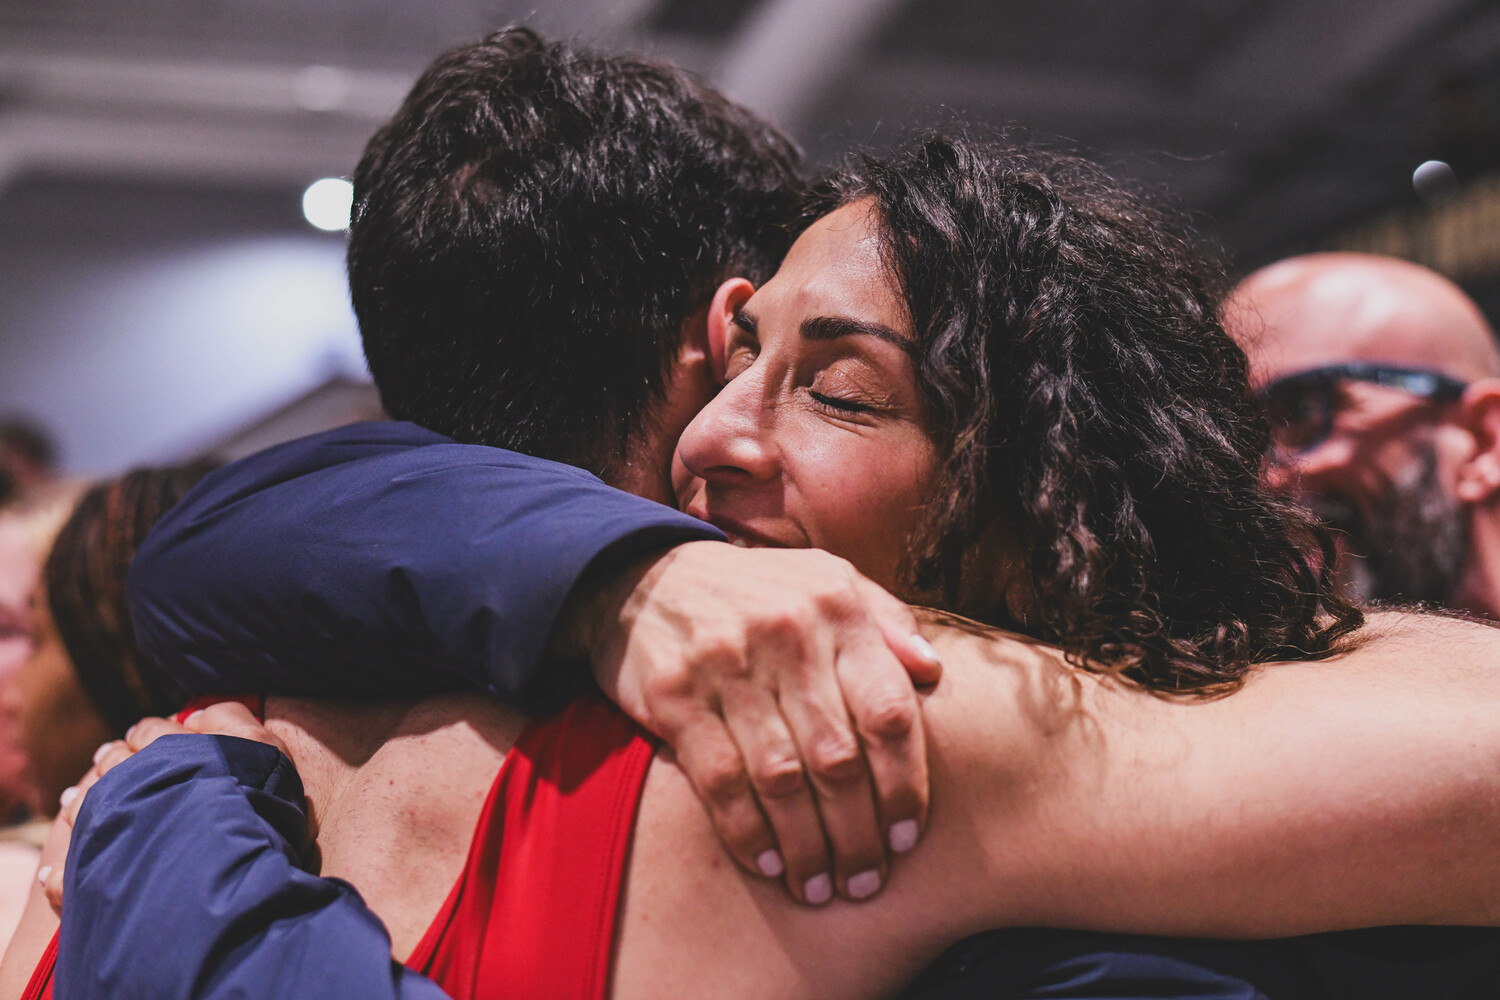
top-left (924, 611), bottom-right (1500, 938)
top-left (59, 735), bottom-right (452, 1000)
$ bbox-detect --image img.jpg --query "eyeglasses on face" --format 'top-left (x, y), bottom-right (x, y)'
top-left (1256, 362), bottom-right (1468, 459)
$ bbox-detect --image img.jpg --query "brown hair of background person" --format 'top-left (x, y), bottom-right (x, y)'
top-left (24, 461), bottom-right (217, 811)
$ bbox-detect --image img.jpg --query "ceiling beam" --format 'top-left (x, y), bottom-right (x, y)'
top-left (0, 107), bottom-right (374, 189)
top-left (0, 49), bottom-right (416, 121)
top-left (714, 0), bottom-right (910, 135)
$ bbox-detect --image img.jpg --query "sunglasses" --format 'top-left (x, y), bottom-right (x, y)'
top-left (1257, 363), bottom-right (1468, 459)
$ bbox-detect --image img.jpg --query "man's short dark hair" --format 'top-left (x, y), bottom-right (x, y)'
top-left (349, 27), bottom-right (803, 477)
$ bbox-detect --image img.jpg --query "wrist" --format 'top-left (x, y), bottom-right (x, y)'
top-left (547, 542), bottom-right (683, 665)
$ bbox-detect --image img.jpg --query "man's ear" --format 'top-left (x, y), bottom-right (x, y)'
top-left (706, 278), bottom-right (755, 382)
top-left (1454, 378), bottom-right (1500, 504)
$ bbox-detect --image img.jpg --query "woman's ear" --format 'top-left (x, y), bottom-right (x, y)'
top-left (707, 278), bottom-right (755, 382)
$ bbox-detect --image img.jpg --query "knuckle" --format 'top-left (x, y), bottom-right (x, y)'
top-left (694, 632), bottom-right (751, 680)
top-left (759, 606), bottom-right (815, 644)
top-left (695, 750), bottom-right (749, 804)
top-left (806, 734), bottom-right (865, 786)
top-left (859, 692), bottom-right (918, 742)
top-left (644, 659), bottom-right (696, 703)
top-left (815, 584), bottom-right (863, 624)
top-left (748, 755), bottom-right (806, 799)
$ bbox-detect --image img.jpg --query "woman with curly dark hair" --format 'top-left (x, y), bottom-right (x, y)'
top-left (677, 130), bottom-right (1361, 696)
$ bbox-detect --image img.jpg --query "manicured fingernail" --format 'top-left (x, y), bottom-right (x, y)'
top-left (911, 634), bottom-right (941, 664)
top-left (847, 869), bottom-right (881, 900)
top-left (92, 742), bottom-right (112, 765)
top-left (125, 722), bottom-right (140, 744)
top-left (58, 787), bottom-right (78, 809)
top-left (889, 818), bottom-right (920, 854)
top-left (36, 866), bottom-right (50, 886)
top-left (803, 872), bottom-right (833, 905)
top-left (184, 710), bottom-right (204, 727)
top-left (756, 850), bottom-right (784, 877)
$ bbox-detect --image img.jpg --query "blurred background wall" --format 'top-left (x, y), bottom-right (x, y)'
top-left (1, 0), bottom-right (1498, 474)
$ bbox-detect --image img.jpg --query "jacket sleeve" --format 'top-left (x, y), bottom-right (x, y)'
top-left (56, 734), bottom-right (452, 1000)
top-left (127, 421), bottom-right (724, 709)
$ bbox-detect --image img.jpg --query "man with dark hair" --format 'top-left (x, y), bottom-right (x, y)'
top-left (123, 26), bottom-right (938, 907)
top-left (349, 28), bottom-right (801, 485)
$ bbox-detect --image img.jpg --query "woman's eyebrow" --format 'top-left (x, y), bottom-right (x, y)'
top-left (801, 315), bottom-right (917, 356)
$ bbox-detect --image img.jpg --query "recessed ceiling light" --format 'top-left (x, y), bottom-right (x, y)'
top-left (302, 177), bottom-right (353, 232)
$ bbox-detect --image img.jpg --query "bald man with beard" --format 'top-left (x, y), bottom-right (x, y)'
top-left (1227, 252), bottom-right (1500, 612)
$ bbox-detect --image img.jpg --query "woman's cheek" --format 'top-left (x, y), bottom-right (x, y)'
top-left (807, 433), bottom-right (934, 589)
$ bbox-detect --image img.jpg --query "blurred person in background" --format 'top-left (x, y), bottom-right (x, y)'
top-left (0, 487), bottom-right (83, 822)
top-left (0, 422), bottom-right (58, 501)
top-left (1227, 252), bottom-right (1500, 613)
top-left (17, 462), bottom-right (215, 815)
top-left (0, 485), bottom-right (83, 952)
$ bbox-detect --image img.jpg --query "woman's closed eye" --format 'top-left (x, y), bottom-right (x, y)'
top-left (808, 390), bottom-right (874, 414)
top-left (806, 367), bottom-right (896, 419)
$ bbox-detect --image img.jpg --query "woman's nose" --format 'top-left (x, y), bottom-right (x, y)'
top-left (676, 374), bottom-right (780, 485)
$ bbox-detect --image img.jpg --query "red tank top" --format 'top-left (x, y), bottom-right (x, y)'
top-left (22, 694), bottom-right (655, 1000)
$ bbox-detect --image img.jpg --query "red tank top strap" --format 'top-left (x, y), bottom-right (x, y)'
top-left (405, 696), bottom-right (656, 1000)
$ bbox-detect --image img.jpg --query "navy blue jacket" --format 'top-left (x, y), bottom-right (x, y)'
top-left (127, 421), bottom-right (723, 707)
top-left (59, 422), bottom-right (1500, 999)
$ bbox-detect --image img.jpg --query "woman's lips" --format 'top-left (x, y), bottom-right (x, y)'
top-left (688, 508), bottom-right (792, 549)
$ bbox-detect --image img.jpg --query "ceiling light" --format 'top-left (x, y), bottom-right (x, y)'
top-left (302, 178), bottom-right (353, 232)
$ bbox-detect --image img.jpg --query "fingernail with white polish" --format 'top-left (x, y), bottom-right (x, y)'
top-left (911, 634), bottom-right (941, 664)
top-left (59, 787), bottom-right (78, 809)
top-left (92, 743), bottom-right (111, 765)
top-left (756, 850), bottom-right (784, 878)
top-left (847, 869), bottom-right (881, 900)
top-left (36, 866), bottom-right (50, 886)
top-left (804, 873), bottom-right (833, 905)
top-left (889, 818), bottom-right (920, 853)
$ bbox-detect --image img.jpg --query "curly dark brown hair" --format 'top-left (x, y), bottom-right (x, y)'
top-left (806, 132), bottom-right (1362, 694)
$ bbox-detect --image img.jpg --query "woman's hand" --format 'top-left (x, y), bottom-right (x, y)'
top-left (574, 541), bottom-right (942, 906)
top-left (42, 703), bottom-right (290, 911)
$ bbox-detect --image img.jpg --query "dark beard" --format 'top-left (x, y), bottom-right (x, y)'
top-left (1304, 444), bottom-right (1469, 606)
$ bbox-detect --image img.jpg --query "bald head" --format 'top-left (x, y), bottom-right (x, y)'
top-left (1227, 252), bottom-right (1499, 386)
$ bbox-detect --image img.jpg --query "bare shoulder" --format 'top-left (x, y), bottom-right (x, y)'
top-left (264, 691), bottom-right (529, 961)
top-left (0, 822), bottom-right (64, 1000)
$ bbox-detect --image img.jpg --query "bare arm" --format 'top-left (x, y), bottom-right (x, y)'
top-left (26, 611), bottom-right (1500, 1000)
top-left (614, 609), bottom-right (1500, 1000)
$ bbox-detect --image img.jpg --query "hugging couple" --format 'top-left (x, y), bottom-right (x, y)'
top-left (10, 25), bottom-right (1500, 1000)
